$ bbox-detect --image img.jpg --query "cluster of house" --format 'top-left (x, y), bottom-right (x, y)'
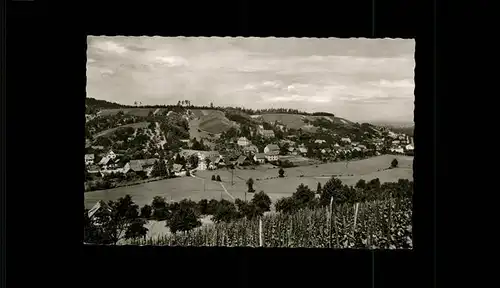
top-left (386, 133), bottom-right (414, 154)
top-left (85, 149), bottom-right (188, 178)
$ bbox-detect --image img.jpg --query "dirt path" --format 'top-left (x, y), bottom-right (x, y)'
top-left (191, 170), bottom-right (235, 200)
top-left (219, 182), bottom-right (235, 200)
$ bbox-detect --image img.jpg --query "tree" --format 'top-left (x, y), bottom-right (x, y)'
top-left (212, 175), bottom-right (216, 181)
top-left (205, 158), bottom-right (211, 169)
top-left (151, 196), bottom-right (169, 220)
top-left (251, 191), bottom-right (272, 214)
top-left (319, 177), bottom-right (344, 206)
top-left (91, 195), bottom-right (144, 245)
top-left (151, 159), bottom-right (168, 178)
top-left (140, 204), bottom-right (152, 219)
top-left (185, 170), bottom-right (191, 176)
top-left (124, 219), bottom-right (148, 241)
top-left (316, 182), bottom-right (322, 195)
top-left (216, 175), bottom-right (221, 182)
top-left (188, 154), bottom-right (199, 169)
top-left (275, 197), bottom-right (296, 214)
top-left (212, 200), bottom-right (239, 223)
top-left (236, 200), bottom-right (260, 220)
top-left (198, 199), bottom-right (209, 215)
top-left (246, 178), bottom-right (255, 193)
top-left (391, 158), bottom-right (399, 168)
top-left (278, 168), bottom-right (285, 178)
top-left (166, 204), bottom-right (201, 234)
top-left (292, 184), bottom-right (316, 209)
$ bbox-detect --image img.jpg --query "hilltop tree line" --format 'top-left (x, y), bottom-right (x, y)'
top-left (85, 97), bottom-right (336, 117)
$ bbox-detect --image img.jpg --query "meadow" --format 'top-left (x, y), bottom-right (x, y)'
top-left (85, 155), bottom-right (413, 210)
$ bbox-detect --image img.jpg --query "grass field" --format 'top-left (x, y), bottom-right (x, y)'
top-left (84, 176), bottom-right (233, 209)
top-left (256, 114), bottom-right (355, 130)
top-left (85, 155), bottom-right (413, 213)
top-left (93, 121), bottom-right (150, 138)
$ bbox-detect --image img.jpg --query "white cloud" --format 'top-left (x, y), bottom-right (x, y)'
top-left (87, 36), bottom-right (415, 122)
top-left (154, 56), bottom-right (189, 67)
top-left (92, 40), bottom-right (128, 54)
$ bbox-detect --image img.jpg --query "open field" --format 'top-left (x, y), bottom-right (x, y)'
top-left (93, 121), bottom-right (150, 138)
top-left (84, 176), bottom-right (233, 209)
top-left (85, 155), bottom-right (413, 211)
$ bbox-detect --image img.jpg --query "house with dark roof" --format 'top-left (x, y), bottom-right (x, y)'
top-left (236, 155), bottom-right (251, 166)
top-left (264, 144), bottom-right (280, 154)
top-left (124, 158), bottom-right (158, 176)
top-left (88, 200), bottom-right (112, 224)
top-left (260, 130), bottom-right (275, 138)
top-left (253, 153), bottom-right (266, 164)
top-left (243, 144), bottom-right (259, 155)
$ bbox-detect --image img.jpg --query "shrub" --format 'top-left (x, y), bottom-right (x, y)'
top-left (212, 175), bottom-right (216, 181)
top-left (216, 175), bottom-right (221, 181)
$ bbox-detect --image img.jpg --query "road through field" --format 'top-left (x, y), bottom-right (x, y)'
top-left (191, 171), bottom-right (235, 201)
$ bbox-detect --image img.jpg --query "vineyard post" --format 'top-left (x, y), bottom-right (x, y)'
top-left (333, 205), bottom-right (340, 247)
top-left (259, 217), bottom-right (263, 247)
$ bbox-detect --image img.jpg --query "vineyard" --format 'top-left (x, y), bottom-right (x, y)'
top-left (128, 197), bottom-right (412, 249)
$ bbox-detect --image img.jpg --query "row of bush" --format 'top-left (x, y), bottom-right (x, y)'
top-left (130, 197), bottom-right (412, 249)
top-left (84, 174), bottom-right (413, 246)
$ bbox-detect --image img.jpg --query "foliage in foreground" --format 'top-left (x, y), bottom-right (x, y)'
top-left (129, 197), bottom-right (412, 249)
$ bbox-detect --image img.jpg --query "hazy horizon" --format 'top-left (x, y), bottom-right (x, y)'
top-left (87, 36), bottom-right (415, 123)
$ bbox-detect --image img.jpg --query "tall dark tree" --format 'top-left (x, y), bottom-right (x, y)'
top-left (212, 200), bottom-right (239, 223)
top-left (251, 191), bottom-right (272, 214)
top-left (292, 184), bottom-right (316, 209)
top-left (278, 168), bottom-right (285, 178)
top-left (246, 178), bottom-right (255, 193)
top-left (166, 204), bottom-right (201, 234)
top-left (391, 158), bottom-right (399, 168)
top-left (320, 177), bottom-right (344, 206)
top-left (151, 159), bottom-right (168, 177)
top-left (140, 204), bottom-right (152, 219)
top-left (188, 154), bottom-right (199, 169)
top-left (151, 196), bottom-right (169, 220)
top-left (316, 182), bottom-right (322, 195)
top-left (90, 195), bottom-right (143, 245)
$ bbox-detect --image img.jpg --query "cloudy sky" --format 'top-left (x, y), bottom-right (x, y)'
top-left (87, 36), bottom-right (414, 123)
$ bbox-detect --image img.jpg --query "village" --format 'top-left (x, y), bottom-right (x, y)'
top-left (84, 122), bottom-right (414, 191)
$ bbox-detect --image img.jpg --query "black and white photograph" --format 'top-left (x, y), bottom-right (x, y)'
top-left (84, 36), bottom-right (414, 249)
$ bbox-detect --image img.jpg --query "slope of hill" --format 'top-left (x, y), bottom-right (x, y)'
top-left (93, 122), bottom-right (150, 138)
top-left (194, 109), bottom-right (238, 134)
top-left (254, 114), bottom-right (355, 130)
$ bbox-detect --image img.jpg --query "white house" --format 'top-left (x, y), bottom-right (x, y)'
top-left (237, 137), bottom-right (251, 146)
top-left (392, 140), bottom-right (400, 145)
top-left (314, 139), bottom-right (326, 144)
top-left (260, 130), bottom-right (275, 138)
top-left (84, 154), bottom-right (95, 165)
top-left (405, 144), bottom-right (414, 151)
top-left (265, 151), bottom-right (279, 162)
top-left (106, 150), bottom-right (116, 160)
top-left (341, 137), bottom-right (351, 144)
top-left (390, 147), bottom-right (405, 154)
top-left (298, 147), bottom-right (308, 155)
top-left (264, 144), bottom-right (280, 154)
